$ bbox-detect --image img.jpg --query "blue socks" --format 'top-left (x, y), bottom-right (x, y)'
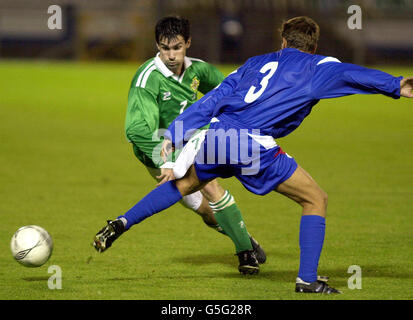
top-left (118, 181), bottom-right (183, 230)
top-left (297, 215), bottom-right (326, 283)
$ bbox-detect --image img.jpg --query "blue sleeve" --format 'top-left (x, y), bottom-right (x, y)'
top-left (165, 64), bottom-right (246, 147)
top-left (311, 62), bottom-right (402, 100)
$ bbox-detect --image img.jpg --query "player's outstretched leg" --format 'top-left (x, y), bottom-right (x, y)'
top-left (92, 165), bottom-right (210, 253)
top-left (275, 165), bottom-right (341, 294)
top-left (93, 179), bottom-right (186, 252)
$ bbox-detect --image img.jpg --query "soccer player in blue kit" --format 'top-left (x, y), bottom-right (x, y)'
top-left (94, 16), bottom-right (413, 293)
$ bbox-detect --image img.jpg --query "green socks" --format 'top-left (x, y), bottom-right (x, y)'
top-left (209, 191), bottom-right (253, 253)
top-left (205, 222), bottom-right (227, 235)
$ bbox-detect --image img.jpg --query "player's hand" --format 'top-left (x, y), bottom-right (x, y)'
top-left (160, 139), bottom-right (174, 163)
top-left (156, 168), bottom-right (175, 186)
top-left (400, 77), bottom-right (413, 98)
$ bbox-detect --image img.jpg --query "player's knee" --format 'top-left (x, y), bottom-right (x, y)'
top-left (311, 188), bottom-right (327, 208)
top-left (176, 165), bottom-right (204, 195)
top-left (311, 189), bottom-right (328, 217)
top-left (302, 188), bottom-right (328, 214)
top-left (176, 178), bottom-right (196, 196)
top-left (320, 189), bottom-right (328, 210)
top-left (177, 176), bottom-right (205, 198)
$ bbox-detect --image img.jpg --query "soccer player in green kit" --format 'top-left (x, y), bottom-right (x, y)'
top-left (94, 16), bottom-right (266, 274)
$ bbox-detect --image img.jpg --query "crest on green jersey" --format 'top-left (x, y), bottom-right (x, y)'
top-left (190, 76), bottom-right (200, 92)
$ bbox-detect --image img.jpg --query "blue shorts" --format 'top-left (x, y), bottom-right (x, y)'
top-left (193, 121), bottom-right (298, 195)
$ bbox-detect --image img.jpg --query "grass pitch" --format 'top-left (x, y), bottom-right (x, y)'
top-left (0, 60), bottom-right (412, 300)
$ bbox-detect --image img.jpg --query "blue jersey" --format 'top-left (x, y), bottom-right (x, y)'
top-left (167, 47), bottom-right (402, 146)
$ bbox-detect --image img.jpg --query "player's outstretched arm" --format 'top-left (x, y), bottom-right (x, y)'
top-left (400, 77), bottom-right (413, 98)
top-left (312, 62), bottom-right (402, 100)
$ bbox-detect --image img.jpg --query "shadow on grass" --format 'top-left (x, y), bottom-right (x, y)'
top-left (174, 252), bottom-right (236, 267)
top-left (172, 249), bottom-right (297, 267)
top-left (218, 263), bottom-right (413, 287)
top-left (106, 251), bottom-right (412, 286)
top-left (22, 276), bottom-right (50, 282)
top-left (178, 252), bottom-right (413, 283)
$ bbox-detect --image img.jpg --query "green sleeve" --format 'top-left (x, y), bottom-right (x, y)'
top-left (125, 87), bottom-right (164, 168)
top-left (197, 62), bottom-right (225, 94)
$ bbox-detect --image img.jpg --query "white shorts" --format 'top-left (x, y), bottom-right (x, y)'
top-left (171, 129), bottom-right (207, 179)
top-left (145, 166), bottom-right (203, 211)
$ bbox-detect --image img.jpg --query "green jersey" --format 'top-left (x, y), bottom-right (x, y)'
top-left (125, 53), bottom-right (224, 168)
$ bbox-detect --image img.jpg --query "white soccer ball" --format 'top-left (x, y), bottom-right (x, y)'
top-left (10, 225), bottom-right (53, 267)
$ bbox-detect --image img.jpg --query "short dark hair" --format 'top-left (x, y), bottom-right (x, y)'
top-left (155, 16), bottom-right (191, 44)
top-left (280, 16), bottom-right (320, 52)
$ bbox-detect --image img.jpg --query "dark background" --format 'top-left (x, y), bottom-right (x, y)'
top-left (1, 0), bottom-right (412, 65)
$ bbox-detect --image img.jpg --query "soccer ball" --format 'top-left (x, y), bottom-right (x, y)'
top-left (10, 225), bottom-right (53, 267)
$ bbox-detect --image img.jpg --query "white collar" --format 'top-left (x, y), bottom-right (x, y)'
top-left (154, 52), bottom-right (192, 82)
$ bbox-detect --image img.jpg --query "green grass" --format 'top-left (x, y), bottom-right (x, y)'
top-left (0, 60), bottom-right (412, 300)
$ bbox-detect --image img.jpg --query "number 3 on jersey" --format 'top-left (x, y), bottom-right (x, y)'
top-left (244, 61), bottom-right (278, 103)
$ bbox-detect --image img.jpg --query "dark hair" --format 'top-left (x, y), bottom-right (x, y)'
top-left (155, 16), bottom-right (191, 44)
top-left (280, 16), bottom-right (320, 52)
